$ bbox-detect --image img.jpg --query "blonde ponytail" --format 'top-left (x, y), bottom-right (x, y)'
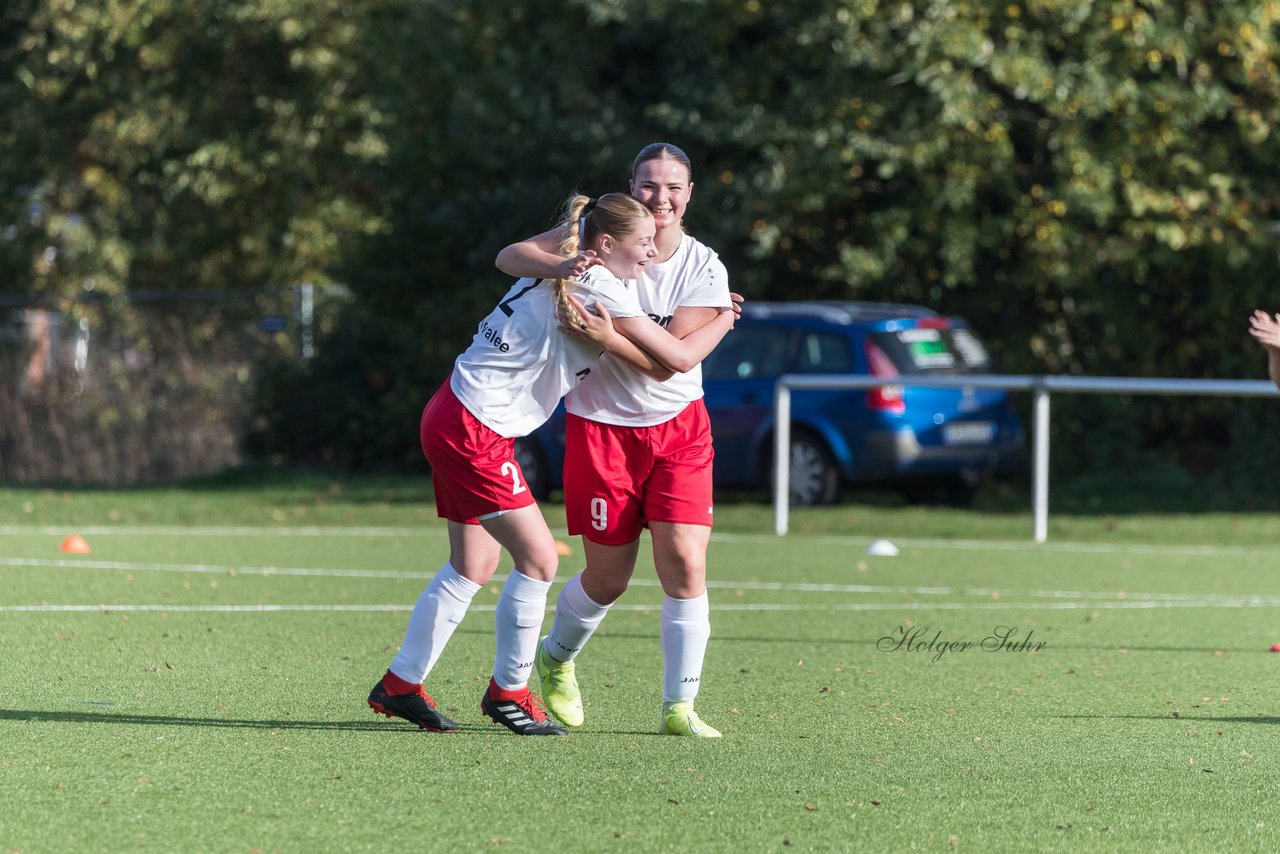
top-left (552, 194), bottom-right (592, 327)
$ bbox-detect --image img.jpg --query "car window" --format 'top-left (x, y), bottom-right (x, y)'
top-left (866, 326), bottom-right (992, 374)
top-left (702, 326), bottom-right (790, 380)
top-left (795, 331), bottom-right (853, 374)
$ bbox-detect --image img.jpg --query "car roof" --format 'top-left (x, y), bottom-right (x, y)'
top-left (739, 301), bottom-right (939, 325)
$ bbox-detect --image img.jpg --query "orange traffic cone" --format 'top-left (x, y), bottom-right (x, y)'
top-left (60, 534), bottom-right (91, 554)
top-left (554, 539), bottom-right (573, 556)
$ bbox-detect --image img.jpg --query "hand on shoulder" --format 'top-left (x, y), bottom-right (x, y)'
top-left (1249, 309), bottom-right (1280, 350)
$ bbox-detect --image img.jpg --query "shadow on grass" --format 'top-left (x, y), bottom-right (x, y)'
top-left (0, 708), bottom-right (662, 736)
top-left (0, 707), bottom-right (403, 731)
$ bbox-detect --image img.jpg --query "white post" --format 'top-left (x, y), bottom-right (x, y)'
top-left (773, 383), bottom-right (792, 535)
top-left (1032, 381), bottom-right (1050, 543)
top-left (300, 283), bottom-right (315, 360)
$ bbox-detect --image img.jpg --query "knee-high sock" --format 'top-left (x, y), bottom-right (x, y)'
top-left (389, 563), bottom-right (481, 684)
top-left (661, 593), bottom-right (711, 704)
top-left (543, 572), bottom-right (611, 663)
top-left (493, 569), bottom-right (552, 690)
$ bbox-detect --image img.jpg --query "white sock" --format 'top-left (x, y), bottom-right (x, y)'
top-left (493, 569), bottom-right (552, 690)
top-left (661, 593), bottom-right (711, 704)
top-left (543, 573), bottom-right (611, 663)
top-left (389, 563), bottom-right (481, 684)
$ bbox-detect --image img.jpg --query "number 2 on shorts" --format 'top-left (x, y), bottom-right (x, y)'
top-left (590, 496), bottom-right (608, 531)
top-left (500, 461), bottom-right (527, 496)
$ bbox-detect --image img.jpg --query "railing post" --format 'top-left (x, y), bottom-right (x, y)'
top-left (1032, 380), bottom-right (1050, 544)
top-left (773, 382), bottom-right (792, 535)
top-left (299, 282), bottom-right (315, 360)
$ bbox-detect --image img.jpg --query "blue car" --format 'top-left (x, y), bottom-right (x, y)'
top-left (513, 301), bottom-right (1025, 506)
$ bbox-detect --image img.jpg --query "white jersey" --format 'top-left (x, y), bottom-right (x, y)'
top-left (451, 267), bottom-right (645, 438)
top-left (565, 232), bottom-right (731, 426)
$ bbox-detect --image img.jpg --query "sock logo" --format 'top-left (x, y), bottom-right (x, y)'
top-left (680, 676), bottom-right (700, 683)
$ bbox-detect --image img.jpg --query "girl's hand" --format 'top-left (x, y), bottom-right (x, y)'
top-left (1249, 310), bottom-right (1280, 351)
top-left (560, 293), bottom-right (614, 345)
top-left (560, 251), bottom-right (602, 280)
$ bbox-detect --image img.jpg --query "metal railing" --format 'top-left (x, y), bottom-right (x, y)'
top-left (771, 374), bottom-right (1279, 541)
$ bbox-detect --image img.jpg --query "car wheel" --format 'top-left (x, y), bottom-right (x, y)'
top-left (943, 468), bottom-right (984, 507)
top-left (784, 433), bottom-right (839, 507)
top-left (512, 437), bottom-right (549, 501)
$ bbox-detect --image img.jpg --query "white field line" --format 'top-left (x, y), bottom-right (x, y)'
top-left (715, 532), bottom-right (1280, 557)
top-left (0, 557), bottom-right (434, 579)
top-left (3, 556), bottom-right (1280, 612)
top-left (6, 555), bottom-right (1280, 606)
top-left (1, 599), bottom-right (1277, 614)
top-left (5, 524), bottom-right (1280, 559)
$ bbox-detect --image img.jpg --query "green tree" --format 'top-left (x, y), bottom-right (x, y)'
top-left (0, 0), bottom-right (387, 482)
top-left (1, 0), bottom-right (384, 308)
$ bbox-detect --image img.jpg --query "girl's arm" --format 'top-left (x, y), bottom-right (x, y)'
top-left (573, 302), bottom-right (674, 380)
top-left (1248, 310), bottom-right (1280, 391)
top-left (567, 294), bottom-right (734, 374)
top-left (496, 227), bottom-right (602, 281)
top-left (615, 310), bottom-right (734, 373)
top-left (666, 305), bottom-right (723, 340)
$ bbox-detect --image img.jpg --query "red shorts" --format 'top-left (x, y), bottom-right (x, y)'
top-left (563, 400), bottom-right (714, 545)
top-left (420, 380), bottom-right (538, 524)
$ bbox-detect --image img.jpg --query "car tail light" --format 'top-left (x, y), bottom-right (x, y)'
top-left (864, 341), bottom-right (905, 413)
top-left (914, 317), bottom-right (951, 330)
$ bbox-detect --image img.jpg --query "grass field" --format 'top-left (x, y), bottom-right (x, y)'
top-left (3, 472), bottom-right (1280, 851)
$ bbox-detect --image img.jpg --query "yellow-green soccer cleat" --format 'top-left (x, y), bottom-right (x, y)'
top-left (535, 639), bottom-right (584, 728)
top-left (660, 701), bottom-right (722, 738)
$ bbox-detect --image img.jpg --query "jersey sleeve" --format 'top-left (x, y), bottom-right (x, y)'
top-left (573, 271), bottom-right (646, 319)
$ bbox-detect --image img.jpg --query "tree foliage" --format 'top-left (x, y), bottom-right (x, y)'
top-left (1, 0), bottom-right (384, 310)
top-left (5, 0), bottom-right (1280, 482)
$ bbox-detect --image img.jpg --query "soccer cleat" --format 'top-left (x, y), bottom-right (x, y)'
top-left (480, 678), bottom-right (568, 736)
top-left (660, 701), bottom-right (722, 738)
top-left (535, 639), bottom-right (584, 728)
top-left (368, 677), bottom-right (459, 732)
